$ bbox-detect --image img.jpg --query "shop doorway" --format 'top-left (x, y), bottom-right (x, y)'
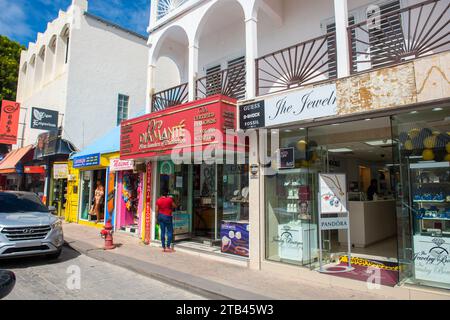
top-left (117, 171), bottom-right (142, 235)
top-left (79, 169), bottom-right (106, 223)
top-left (156, 160), bottom-right (250, 255)
top-left (308, 117), bottom-right (399, 262)
top-left (50, 178), bottom-right (68, 217)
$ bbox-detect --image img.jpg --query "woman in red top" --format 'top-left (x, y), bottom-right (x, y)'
top-left (156, 189), bottom-right (177, 252)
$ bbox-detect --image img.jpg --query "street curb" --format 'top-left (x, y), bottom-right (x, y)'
top-left (64, 239), bottom-right (273, 301)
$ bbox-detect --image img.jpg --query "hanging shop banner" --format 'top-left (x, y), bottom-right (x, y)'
top-left (319, 173), bottom-right (347, 214)
top-left (239, 84), bottom-right (337, 129)
top-left (73, 153), bottom-right (101, 168)
top-left (31, 107), bottom-right (59, 131)
top-left (120, 95), bottom-right (238, 160)
top-left (144, 162), bottom-right (152, 245)
top-left (413, 235), bottom-right (450, 285)
top-left (110, 159), bottom-right (134, 172)
top-left (0, 100), bottom-right (21, 145)
top-left (53, 163), bottom-right (68, 179)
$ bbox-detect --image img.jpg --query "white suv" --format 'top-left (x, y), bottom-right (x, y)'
top-left (0, 192), bottom-right (64, 260)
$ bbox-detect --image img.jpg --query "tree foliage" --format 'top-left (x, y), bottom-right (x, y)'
top-left (0, 35), bottom-right (25, 102)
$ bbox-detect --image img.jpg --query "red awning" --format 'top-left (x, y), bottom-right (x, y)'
top-left (0, 145), bottom-right (34, 174)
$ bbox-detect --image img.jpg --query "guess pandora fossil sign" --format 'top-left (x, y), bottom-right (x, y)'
top-left (240, 84), bottom-right (337, 129)
top-left (120, 95), bottom-right (237, 160)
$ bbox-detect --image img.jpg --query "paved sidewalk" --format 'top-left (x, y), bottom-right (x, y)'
top-left (62, 222), bottom-right (394, 300)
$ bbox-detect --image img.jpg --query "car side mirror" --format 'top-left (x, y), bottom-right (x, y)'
top-left (48, 206), bottom-right (57, 214)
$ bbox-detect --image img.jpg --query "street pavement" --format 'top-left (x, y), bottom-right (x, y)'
top-left (0, 246), bottom-right (205, 300)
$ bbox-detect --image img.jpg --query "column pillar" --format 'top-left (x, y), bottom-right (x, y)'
top-left (245, 17), bottom-right (258, 99)
top-left (146, 64), bottom-right (156, 114)
top-left (334, 0), bottom-right (351, 78)
top-left (188, 44), bottom-right (199, 102)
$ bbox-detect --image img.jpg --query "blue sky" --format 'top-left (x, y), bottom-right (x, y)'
top-left (0, 0), bottom-right (151, 46)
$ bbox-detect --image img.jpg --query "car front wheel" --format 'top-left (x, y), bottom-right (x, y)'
top-left (0, 270), bottom-right (16, 299)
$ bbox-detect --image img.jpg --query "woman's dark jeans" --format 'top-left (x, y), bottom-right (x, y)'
top-left (158, 213), bottom-right (173, 249)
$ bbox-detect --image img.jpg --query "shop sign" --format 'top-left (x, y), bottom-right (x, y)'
top-left (239, 100), bottom-right (265, 130)
top-left (24, 166), bottom-right (46, 174)
top-left (0, 100), bottom-right (21, 145)
top-left (31, 107), bottom-right (59, 131)
top-left (110, 159), bottom-right (134, 172)
top-left (53, 163), bottom-right (68, 179)
top-left (120, 96), bottom-right (237, 160)
top-left (277, 148), bottom-right (295, 169)
top-left (240, 84), bottom-right (337, 129)
top-left (413, 236), bottom-right (450, 285)
top-left (34, 131), bottom-right (58, 159)
top-left (73, 153), bottom-right (101, 168)
top-left (320, 217), bottom-right (349, 230)
top-left (319, 173), bottom-right (347, 214)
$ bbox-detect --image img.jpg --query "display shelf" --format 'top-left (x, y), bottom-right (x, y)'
top-left (413, 200), bottom-right (447, 203)
top-left (419, 217), bottom-right (450, 221)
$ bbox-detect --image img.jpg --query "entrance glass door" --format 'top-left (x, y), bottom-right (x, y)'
top-left (79, 171), bottom-right (93, 220)
top-left (192, 164), bottom-right (218, 243)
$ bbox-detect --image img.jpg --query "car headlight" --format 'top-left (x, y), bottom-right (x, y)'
top-left (51, 220), bottom-right (62, 230)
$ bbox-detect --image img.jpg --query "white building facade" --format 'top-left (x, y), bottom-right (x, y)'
top-left (16, 0), bottom-right (148, 150)
top-left (126, 0), bottom-right (450, 295)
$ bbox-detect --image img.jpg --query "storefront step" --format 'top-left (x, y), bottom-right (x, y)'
top-left (150, 241), bottom-right (249, 268)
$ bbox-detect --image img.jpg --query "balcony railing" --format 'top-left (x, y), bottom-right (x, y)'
top-left (151, 82), bottom-right (189, 112)
top-left (256, 32), bottom-right (337, 96)
top-left (157, 0), bottom-right (189, 20)
top-left (196, 62), bottom-right (246, 100)
top-left (349, 0), bottom-right (449, 74)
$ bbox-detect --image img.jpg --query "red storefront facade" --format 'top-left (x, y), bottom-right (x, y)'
top-left (120, 95), bottom-right (250, 256)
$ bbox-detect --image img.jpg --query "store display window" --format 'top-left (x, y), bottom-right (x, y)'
top-left (265, 130), bottom-right (322, 267)
top-left (79, 169), bottom-right (106, 223)
top-left (393, 107), bottom-right (450, 289)
top-left (117, 171), bottom-right (143, 234)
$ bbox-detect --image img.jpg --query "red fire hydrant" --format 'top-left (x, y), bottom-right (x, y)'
top-left (100, 219), bottom-right (116, 250)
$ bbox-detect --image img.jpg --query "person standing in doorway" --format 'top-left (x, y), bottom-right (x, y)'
top-left (90, 180), bottom-right (105, 223)
top-left (156, 189), bottom-right (177, 253)
top-left (367, 179), bottom-right (378, 201)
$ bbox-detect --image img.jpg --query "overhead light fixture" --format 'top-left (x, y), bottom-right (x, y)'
top-left (284, 129), bottom-right (292, 133)
top-left (299, 128), bottom-right (305, 131)
top-left (332, 123), bottom-right (340, 126)
top-left (432, 107), bottom-right (443, 111)
top-left (365, 118), bottom-right (372, 121)
top-left (329, 148), bottom-right (353, 153)
top-left (365, 139), bottom-right (394, 146)
top-left (410, 111), bottom-right (418, 114)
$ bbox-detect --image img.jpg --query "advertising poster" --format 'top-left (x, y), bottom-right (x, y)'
top-left (0, 100), bottom-right (21, 145)
top-left (220, 221), bottom-right (249, 257)
top-left (173, 212), bottom-right (191, 236)
top-left (277, 147), bottom-right (295, 169)
top-left (413, 235), bottom-right (450, 285)
top-left (53, 163), bottom-right (68, 179)
top-left (319, 173), bottom-right (347, 213)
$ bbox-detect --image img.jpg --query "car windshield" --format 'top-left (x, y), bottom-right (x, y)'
top-left (0, 193), bottom-right (48, 213)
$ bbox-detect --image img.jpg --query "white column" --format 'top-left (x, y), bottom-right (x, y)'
top-left (334, 0), bottom-right (351, 78)
top-left (245, 17), bottom-right (258, 99)
top-left (149, 0), bottom-right (159, 28)
top-left (145, 64), bottom-right (156, 114)
top-left (54, 36), bottom-right (66, 76)
top-left (249, 131), bottom-right (261, 270)
top-left (188, 44), bottom-right (199, 102)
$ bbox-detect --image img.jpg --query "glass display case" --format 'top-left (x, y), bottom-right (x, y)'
top-left (410, 161), bottom-right (450, 238)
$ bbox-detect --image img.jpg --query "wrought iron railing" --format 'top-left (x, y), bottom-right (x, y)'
top-left (255, 32), bottom-right (337, 96)
top-left (349, 0), bottom-right (449, 74)
top-left (157, 0), bottom-right (189, 20)
top-left (151, 83), bottom-right (189, 112)
top-left (196, 62), bottom-right (246, 100)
